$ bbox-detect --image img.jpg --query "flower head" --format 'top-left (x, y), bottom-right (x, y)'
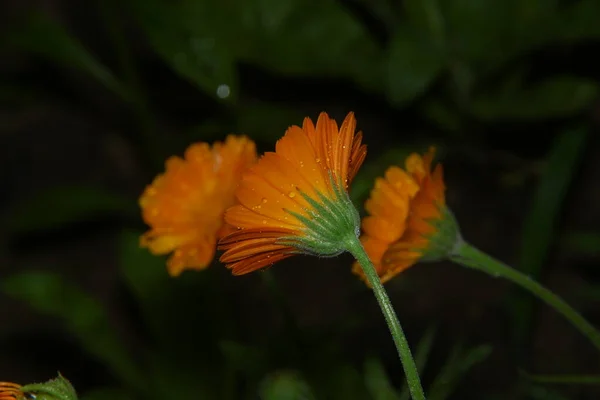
top-left (0, 382), bottom-right (24, 400)
top-left (219, 112), bottom-right (367, 275)
top-left (140, 135), bottom-right (257, 276)
top-left (353, 148), bottom-right (460, 284)
top-left (1, 374), bottom-right (77, 400)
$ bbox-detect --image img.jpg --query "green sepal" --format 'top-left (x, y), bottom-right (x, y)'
top-left (20, 373), bottom-right (77, 400)
top-left (280, 176), bottom-right (361, 257)
top-left (419, 205), bottom-right (462, 262)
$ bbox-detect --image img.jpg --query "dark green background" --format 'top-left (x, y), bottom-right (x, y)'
top-left (1, 0), bottom-right (599, 399)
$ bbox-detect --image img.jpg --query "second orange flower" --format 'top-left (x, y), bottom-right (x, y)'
top-left (353, 148), bottom-right (460, 284)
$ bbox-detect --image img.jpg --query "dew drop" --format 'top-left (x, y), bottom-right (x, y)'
top-left (261, 198), bottom-right (268, 204)
top-left (288, 191), bottom-right (296, 198)
top-left (262, 219), bottom-right (267, 224)
top-left (315, 158), bottom-right (321, 163)
top-left (216, 84), bottom-right (230, 99)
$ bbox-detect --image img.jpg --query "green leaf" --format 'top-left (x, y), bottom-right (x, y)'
top-left (130, 0), bottom-right (238, 101)
top-left (422, 100), bottom-right (462, 133)
top-left (511, 127), bottom-right (588, 345)
top-left (440, 0), bottom-right (516, 67)
top-left (7, 186), bottom-right (136, 235)
top-left (427, 343), bottom-right (492, 400)
top-left (220, 340), bottom-right (267, 374)
top-left (521, 370), bottom-right (600, 385)
top-left (399, 326), bottom-right (437, 400)
top-left (561, 231), bottom-right (600, 257)
top-left (403, 0), bottom-right (445, 46)
top-left (118, 229), bottom-right (227, 361)
top-left (259, 371), bottom-right (317, 400)
top-left (243, 0), bottom-right (383, 91)
top-left (324, 364), bottom-right (369, 400)
top-left (364, 357), bottom-right (400, 400)
top-left (470, 77), bottom-right (598, 120)
top-left (386, 26), bottom-right (445, 105)
top-left (555, 0), bottom-right (600, 42)
top-left (520, 128), bottom-right (588, 275)
top-left (2, 272), bottom-right (144, 390)
top-left (525, 385), bottom-right (570, 400)
top-left (7, 12), bottom-right (127, 99)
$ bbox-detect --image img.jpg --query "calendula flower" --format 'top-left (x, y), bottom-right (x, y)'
top-left (219, 112), bottom-right (367, 275)
top-left (0, 382), bottom-right (24, 400)
top-left (353, 148), bottom-right (461, 284)
top-left (1, 374), bottom-right (78, 400)
top-left (140, 135), bottom-right (257, 276)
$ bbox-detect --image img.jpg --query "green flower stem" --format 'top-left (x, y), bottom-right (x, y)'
top-left (346, 236), bottom-right (426, 400)
top-left (451, 241), bottom-right (600, 352)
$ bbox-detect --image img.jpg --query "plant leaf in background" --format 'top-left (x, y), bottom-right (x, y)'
top-left (118, 230), bottom-right (229, 399)
top-left (521, 370), bottom-right (600, 385)
top-left (363, 357), bottom-right (401, 400)
top-left (427, 343), bottom-right (492, 400)
top-left (129, 0), bottom-right (383, 98)
top-left (386, 25), bottom-right (445, 106)
top-left (525, 385), bottom-right (570, 400)
top-left (403, 0), bottom-right (445, 47)
top-left (470, 77), bottom-right (598, 120)
top-left (511, 127), bottom-right (588, 351)
top-left (7, 186), bottom-right (137, 235)
top-left (5, 12), bottom-right (128, 100)
top-left (259, 371), bottom-right (317, 400)
top-left (439, 0), bottom-right (516, 71)
top-left (561, 231), bottom-right (600, 257)
top-left (129, 0), bottom-right (238, 102)
top-left (242, 0), bottom-right (384, 91)
top-left (1, 272), bottom-right (145, 391)
top-left (555, 0), bottom-right (600, 42)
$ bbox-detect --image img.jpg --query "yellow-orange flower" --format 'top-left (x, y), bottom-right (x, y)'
top-left (0, 382), bottom-right (24, 400)
top-left (219, 112), bottom-right (367, 275)
top-left (353, 148), bottom-right (456, 284)
top-left (140, 135), bottom-right (257, 276)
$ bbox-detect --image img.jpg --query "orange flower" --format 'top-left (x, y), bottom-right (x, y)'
top-left (219, 112), bottom-right (367, 275)
top-left (353, 148), bottom-right (459, 284)
top-left (140, 135), bottom-right (257, 276)
top-left (0, 382), bottom-right (24, 400)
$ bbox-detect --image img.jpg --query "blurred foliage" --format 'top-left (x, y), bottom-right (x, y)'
top-left (510, 127), bottom-right (589, 351)
top-left (7, 186), bottom-right (137, 235)
top-left (3, 232), bottom-right (490, 399)
top-left (2, 0), bottom-right (600, 398)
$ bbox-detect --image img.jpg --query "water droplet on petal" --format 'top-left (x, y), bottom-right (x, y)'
top-left (262, 219), bottom-right (267, 224)
top-left (261, 198), bottom-right (268, 204)
top-left (288, 191), bottom-right (296, 198)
